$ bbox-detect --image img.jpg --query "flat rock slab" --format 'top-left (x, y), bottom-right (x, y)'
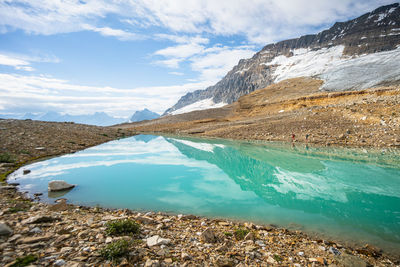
top-left (22, 215), bottom-right (61, 224)
top-left (18, 234), bottom-right (52, 244)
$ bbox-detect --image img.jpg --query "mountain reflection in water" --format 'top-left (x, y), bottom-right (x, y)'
top-left (10, 135), bottom-right (400, 255)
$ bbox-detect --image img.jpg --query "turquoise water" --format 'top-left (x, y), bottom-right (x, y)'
top-left (10, 135), bottom-right (400, 255)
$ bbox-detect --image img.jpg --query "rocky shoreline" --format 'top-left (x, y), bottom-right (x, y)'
top-left (1, 119), bottom-right (399, 266)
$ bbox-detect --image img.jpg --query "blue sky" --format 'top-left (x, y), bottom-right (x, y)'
top-left (0, 0), bottom-right (396, 117)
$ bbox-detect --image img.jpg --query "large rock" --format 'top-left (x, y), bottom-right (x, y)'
top-left (200, 227), bottom-right (217, 243)
top-left (48, 180), bottom-right (76, 192)
top-left (146, 235), bottom-right (171, 247)
top-left (0, 222), bottom-right (13, 236)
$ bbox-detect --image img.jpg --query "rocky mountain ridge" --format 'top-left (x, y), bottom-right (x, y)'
top-left (130, 109), bottom-right (160, 122)
top-left (164, 3), bottom-right (400, 115)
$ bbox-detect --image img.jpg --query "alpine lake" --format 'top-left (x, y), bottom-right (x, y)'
top-left (9, 135), bottom-right (400, 256)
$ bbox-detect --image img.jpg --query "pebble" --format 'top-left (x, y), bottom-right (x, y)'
top-left (54, 259), bottom-right (66, 266)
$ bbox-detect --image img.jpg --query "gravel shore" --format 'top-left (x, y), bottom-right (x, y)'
top-left (0, 119), bottom-right (399, 266)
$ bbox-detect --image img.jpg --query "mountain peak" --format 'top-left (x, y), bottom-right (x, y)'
top-left (130, 109), bottom-right (160, 122)
top-left (164, 3), bottom-right (400, 115)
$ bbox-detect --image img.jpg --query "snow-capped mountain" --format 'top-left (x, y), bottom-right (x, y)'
top-left (164, 3), bottom-right (400, 115)
top-left (130, 109), bottom-right (160, 122)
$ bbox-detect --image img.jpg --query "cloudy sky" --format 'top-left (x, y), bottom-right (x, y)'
top-left (0, 0), bottom-right (395, 118)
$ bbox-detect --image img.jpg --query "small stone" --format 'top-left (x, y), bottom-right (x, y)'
top-left (255, 240), bottom-right (265, 247)
top-left (54, 259), bottom-right (66, 266)
top-left (329, 246), bottom-right (341, 255)
top-left (48, 180), bottom-right (76, 192)
top-left (0, 222), bottom-right (13, 236)
top-left (244, 232), bottom-right (255, 241)
top-left (8, 234), bottom-right (21, 242)
top-left (136, 216), bottom-right (156, 224)
top-left (30, 227), bottom-right (42, 234)
top-left (214, 256), bottom-right (235, 267)
top-left (181, 252), bottom-right (191, 261)
top-left (105, 237), bottom-right (113, 243)
top-left (201, 221), bottom-right (207, 226)
top-left (60, 247), bottom-right (74, 253)
top-left (267, 256), bottom-right (277, 264)
top-left (298, 251), bottom-right (304, 256)
top-left (144, 259), bottom-right (160, 267)
top-left (146, 235), bottom-right (171, 247)
top-left (164, 258), bottom-right (173, 264)
top-left (200, 227), bottom-right (217, 243)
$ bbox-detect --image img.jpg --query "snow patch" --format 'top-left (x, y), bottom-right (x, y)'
top-left (320, 47), bottom-right (400, 91)
top-left (169, 98), bottom-right (227, 115)
top-left (268, 45), bottom-right (346, 83)
top-left (234, 67), bottom-right (250, 75)
top-left (267, 45), bottom-right (400, 91)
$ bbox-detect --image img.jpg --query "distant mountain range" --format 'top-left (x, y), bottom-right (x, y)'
top-left (19, 111), bottom-right (126, 126)
top-left (164, 3), bottom-right (400, 115)
top-left (130, 109), bottom-right (160, 122)
top-left (0, 108), bottom-right (161, 126)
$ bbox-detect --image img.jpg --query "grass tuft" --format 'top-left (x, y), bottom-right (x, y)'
top-left (99, 239), bottom-right (130, 261)
top-left (0, 152), bottom-right (15, 163)
top-left (105, 219), bottom-right (140, 236)
top-left (234, 228), bottom-right (250, 240)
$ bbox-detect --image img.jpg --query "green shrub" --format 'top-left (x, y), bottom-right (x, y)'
top-left (11, 254), bottom-right (38, 266)
top-left (100, 239), bottom-right (130, 261)
top-left (105, 219), bottom-right (140, 236)
top-left (273, 254), bottom-right (283, 262)
top-left (234, 228), bottom-right (250, 240)
top-left (0, 153), bottom-right (15, 163)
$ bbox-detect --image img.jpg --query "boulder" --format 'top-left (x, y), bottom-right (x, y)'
top-left (146, 235), bottom-right (171, 247)
top-left (48, 180), bottom-right (75, 192)
top-left (0, 222), bottom-right (13, 236)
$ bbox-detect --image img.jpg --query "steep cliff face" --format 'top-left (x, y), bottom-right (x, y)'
top-left (164, 3), bottom-right (400, 115)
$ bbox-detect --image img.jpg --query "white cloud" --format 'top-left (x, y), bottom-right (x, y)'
top-left (0, 73), bottom-right (214, 116)
top-left (0, 0), bottom-right (395, 44)
top-left (0, 53), bottom-right (34, 71)
top-left (169, 71), bottom-right (184, 76)
top-left (153, 36), bottom-right (256, 83)
top-left (81, 24), bottom-right (142, 41)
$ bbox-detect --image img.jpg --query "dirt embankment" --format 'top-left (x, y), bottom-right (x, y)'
top-left (117, 77), bottom-right (400, 148)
